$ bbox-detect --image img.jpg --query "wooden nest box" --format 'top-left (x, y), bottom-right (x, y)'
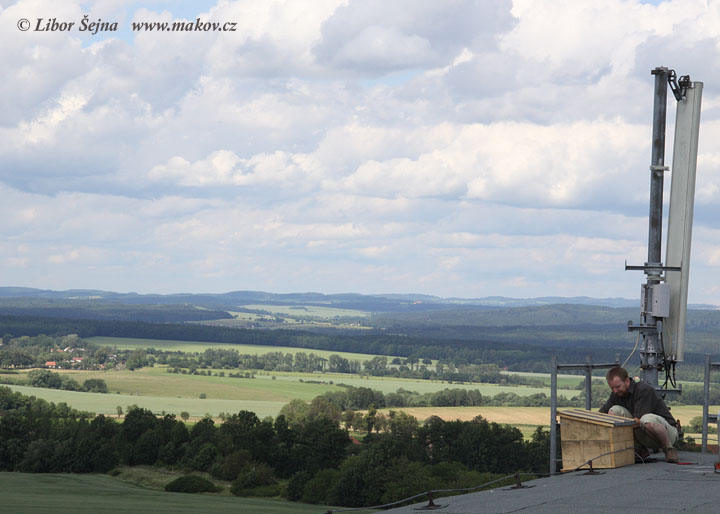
top-left (558, 409), bottom-right (636, 471)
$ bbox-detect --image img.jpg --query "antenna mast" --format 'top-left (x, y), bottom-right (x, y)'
top-left (626, 67), bottom-right (702, 389)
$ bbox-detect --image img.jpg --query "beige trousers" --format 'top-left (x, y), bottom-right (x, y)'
top-left (608, 405), bottom-right (678, 448)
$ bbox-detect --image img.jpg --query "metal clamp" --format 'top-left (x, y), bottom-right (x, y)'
top-left (649, 165), bottom-right (669, 172)
top-left (668, 69), bottom-right (691, 101)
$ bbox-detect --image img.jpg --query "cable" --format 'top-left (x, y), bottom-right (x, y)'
top-left (622, 333), bottom-right (641, 368)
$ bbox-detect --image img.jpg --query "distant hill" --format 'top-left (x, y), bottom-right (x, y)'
top-left (2, 287), bottom-right (713, 311)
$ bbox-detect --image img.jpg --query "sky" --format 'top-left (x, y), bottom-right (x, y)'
top-left (2, 0), bottom-right (720, 303)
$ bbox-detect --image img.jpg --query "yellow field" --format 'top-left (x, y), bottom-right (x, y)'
top-left (378, 405), bottom-right (718, 428)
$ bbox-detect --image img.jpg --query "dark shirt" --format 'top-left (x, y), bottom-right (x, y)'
top-left (599, 379), bottom-right (675, 425)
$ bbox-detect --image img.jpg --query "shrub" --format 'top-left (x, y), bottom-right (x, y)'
top-left (83, 378), bottom-right (108, 393)
top-left (165, 475), bottom-right (220, 494)
top-left (210, 450), bottom-right (252, 481)
top-left (231, 462), bottom-right (276, 495)
top-left (302, 469), bottom-right (340, 504)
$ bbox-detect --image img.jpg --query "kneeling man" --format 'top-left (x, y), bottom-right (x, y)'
top-left (599, 366), bottom-right (678, 463)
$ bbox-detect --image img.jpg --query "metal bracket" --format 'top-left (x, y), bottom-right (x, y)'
top-left (581, 462), bottom-right (605, 475)
top-left (625, 262), bottom-right (681, 274)
top-left (650, 165), bottom-right (669, 176)
top-left (414, 492), bottom-right (447, 510)
top-left (628, 320), bottom-right (658, 333)
top-left (668, 70), bottom-right (691, 101)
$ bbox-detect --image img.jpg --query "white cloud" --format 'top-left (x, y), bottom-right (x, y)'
top-left (1, 0), bottom-right (720, 303)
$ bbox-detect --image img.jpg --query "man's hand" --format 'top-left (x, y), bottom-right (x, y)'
top-left (633, 417), bottom-right (641, 428)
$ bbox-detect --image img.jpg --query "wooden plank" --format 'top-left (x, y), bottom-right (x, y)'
top-left (559, 408), bottom-right (636, 427)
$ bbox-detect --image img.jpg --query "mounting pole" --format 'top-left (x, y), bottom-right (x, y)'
top-left (641, 67), bottom-right (670, 387)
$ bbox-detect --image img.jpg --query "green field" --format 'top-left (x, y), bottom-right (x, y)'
top-left (6, 383), bottom-right (285, 419)
top-left (500, 370), bottom-right (585, 388)
top-left (6, 362), bottom-right (579, 420)
top-left (89, 336), bottom-right (382, 361)
top-left (241, 304), bottom-right (369, 318)
top-left (0, 472), bottom-right (374, 514)
top-left (191, 303), bottom-right (371, 330)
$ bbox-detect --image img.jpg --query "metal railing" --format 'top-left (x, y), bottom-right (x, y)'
top-left (701, 354), bottom-right (720, 453)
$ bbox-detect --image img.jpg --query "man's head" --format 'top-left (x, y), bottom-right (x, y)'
top-left (606, 367), bottom-right (631, 397)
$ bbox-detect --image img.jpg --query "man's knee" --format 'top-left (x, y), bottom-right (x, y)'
top-left (639, 415), bottom-right (678, 445)
top-left (609, 405), bottom-right (632, 418)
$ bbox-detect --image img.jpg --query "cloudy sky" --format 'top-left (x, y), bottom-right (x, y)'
top-left (1, 0), bottom-right (720, 303)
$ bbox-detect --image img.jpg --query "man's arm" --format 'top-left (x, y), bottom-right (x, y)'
top-left (599, 395), bottom-right (614, 413)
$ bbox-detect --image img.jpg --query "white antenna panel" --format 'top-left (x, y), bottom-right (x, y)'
top-left (663, 82), bottom-right (702, 362)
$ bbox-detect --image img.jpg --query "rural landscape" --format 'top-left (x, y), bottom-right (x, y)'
top-left (5, 0), bottom-right (720, 511)
top-left (2, 288), bottom-right (719, 511)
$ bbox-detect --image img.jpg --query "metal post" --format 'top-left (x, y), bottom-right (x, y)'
top-left (585, 356), bottom-right (592, 411)
top-left (703, 354), bottom-right (710, 453)
top-left (550, 356), bottom-right (558, 476)
top-left (640, 67), bottom-right (670, 388)
top-left (717, 411), bottom-right (720, 461)
top-left (648, 67), bottom-right (668, 264)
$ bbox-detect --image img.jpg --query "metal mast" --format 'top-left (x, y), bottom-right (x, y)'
top-left (627, 67), bottom-right (702, 389)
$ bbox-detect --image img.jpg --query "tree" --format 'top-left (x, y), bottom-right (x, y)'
top-left (133, 429), bottom-right (161, 465)
top-left (28, 369), bottom-right (62, 389)
top-left (188, 442), bottom-right (218, 471)
top-left (121, 407), bottom-right (157, 443)
top-left (83, 378), bottom-right (108, 393)
top-left (279, 399), bottom-right (311, 427)
top-left (180, 411), bottom-right (190, 422)
top-left (308, 397), bottom-right (342, 424)
top-left (125, 350), bottom-right (148, 370)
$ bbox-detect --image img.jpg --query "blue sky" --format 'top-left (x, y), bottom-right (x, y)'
top-left (2, 0), bottom-right (720, 304)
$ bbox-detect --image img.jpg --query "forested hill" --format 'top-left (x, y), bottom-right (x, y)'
top-left (372, 303), bottom-right (639, 328)
top-left (0, 298), bottom-right (232, 323)
top-left (0, 287), bottom-right (653, 311)
top-left (2, 288), bottom-right (720, 363)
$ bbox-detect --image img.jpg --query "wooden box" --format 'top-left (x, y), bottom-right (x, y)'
top-left (558, 409), bottom-right (636, 471)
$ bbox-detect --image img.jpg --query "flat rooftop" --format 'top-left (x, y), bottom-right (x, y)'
top-left (384, 451), bottom-right (720, 514)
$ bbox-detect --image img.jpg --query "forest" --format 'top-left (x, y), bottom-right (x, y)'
top-left (0, 385), bottom-right (550, 507)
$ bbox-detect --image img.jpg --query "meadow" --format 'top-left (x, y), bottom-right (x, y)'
top-left (6, 361), bottom-right (581, 421)
top-left (240, 304), bottom-right (370, 318)
top-left (190, 303), bottom-right (371, 330)
top-left (0, 472), bottom-right (376, 514)
top-left (89, 336), bottom-right (383, 361)
top-left (11, 336), bottom-right (711, 437)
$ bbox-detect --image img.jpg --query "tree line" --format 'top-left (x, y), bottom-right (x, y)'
top-left (0, 314), bottom-right (636, 372)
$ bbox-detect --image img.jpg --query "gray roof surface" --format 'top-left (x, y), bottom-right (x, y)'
top-left (383, 451), bottom-right (720, 514)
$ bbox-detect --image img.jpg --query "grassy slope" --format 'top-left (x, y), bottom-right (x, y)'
top-left (0, 472), bottom-right (374, 514)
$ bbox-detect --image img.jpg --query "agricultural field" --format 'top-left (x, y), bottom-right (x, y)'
top-left (6, 363), bottom-right (580, 421)
top-left (376, 404), bottom-right (720, 441)
top-left (499, 370), bottom-right (585, 389)
top-left (378, 405), bottom-right (717, 426)
top-left (241, 304), bottom-right (370, 318)
top-left (89, 336), bottom-right (383, 361)
top-left (0, 472), bottom-right (373, 514)
top-left (191, 303), bottom-right (371, 329)
top-left (11, 336), bottom-right (713, 438)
